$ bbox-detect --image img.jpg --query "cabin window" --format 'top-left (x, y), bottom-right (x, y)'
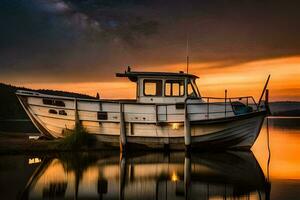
top-left (188, 82), bottom-right (197, 97)
top-left (43, 99), bottom-right (65, 107)
top-left (188, 80), bottom-right (200, 97)
top-left (165, 80), bottom-right (184, 97)
top-left (143, 80), bottom-right (162, 96)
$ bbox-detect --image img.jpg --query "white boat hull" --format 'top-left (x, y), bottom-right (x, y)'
top-left (89, 112), bottom-right (265, 150)
top-left (16, 91), bottom-right (266, 150)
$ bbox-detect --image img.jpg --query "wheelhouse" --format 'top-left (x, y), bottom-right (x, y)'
top-left (116, 70), bottom-right (201, 103)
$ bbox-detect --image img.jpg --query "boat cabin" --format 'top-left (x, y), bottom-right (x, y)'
top-left (116, 70), bottom-right (201, 103)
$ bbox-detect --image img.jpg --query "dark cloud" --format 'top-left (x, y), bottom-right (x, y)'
top-left (1, 0), bottom-right (300, 83)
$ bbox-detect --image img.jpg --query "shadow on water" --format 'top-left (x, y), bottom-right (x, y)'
top-left (18, 151), bottom-right (270, 200)
top-left (0, 120), bottom-right (38, 134)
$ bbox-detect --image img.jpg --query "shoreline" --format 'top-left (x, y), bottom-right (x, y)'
top-left (0, 133), bottom-right (117, 154)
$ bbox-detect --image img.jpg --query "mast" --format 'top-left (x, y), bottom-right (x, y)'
top-left (186, 35), bottom-right (189, 73)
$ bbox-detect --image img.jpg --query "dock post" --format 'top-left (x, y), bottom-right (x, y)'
top-left (119, 103), bottom-right (127, 152)
top-left (184, 102), bottom-right (191, 150)
top-left (74, 98), bottom-right (80, 127)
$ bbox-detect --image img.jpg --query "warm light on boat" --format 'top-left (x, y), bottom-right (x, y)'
top-left (28, 158), bottom-right (41, 164)
top-left (172, 123), bottom-right (180, 130)
top-left (171, 172), bottom-right (179, 182)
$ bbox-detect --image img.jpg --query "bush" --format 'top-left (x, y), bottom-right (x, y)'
top-left (58, 123), bottom-right (95, 150)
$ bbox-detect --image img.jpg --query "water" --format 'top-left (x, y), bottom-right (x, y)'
top-left (0, 117), bottom-right (299, 199)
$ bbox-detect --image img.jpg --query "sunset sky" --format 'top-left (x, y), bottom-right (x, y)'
top-left (1, 0), bottom-right (300, 101)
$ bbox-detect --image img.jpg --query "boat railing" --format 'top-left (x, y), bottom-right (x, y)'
top-left (96, 95), bottom-right (263, 123)
top-left (185, 96), bottom-right (260, 119)
top-left (118, 96), bottom-right (262, 123)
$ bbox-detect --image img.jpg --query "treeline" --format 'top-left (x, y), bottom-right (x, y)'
top-left (272, 110), bottom-right (300, 116)
top-left (0, 83), bottom-right (95, 120)
top-left (269, 101), bottom-right (300, 116)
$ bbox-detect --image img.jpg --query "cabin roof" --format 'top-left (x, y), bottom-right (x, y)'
top-left (116, 71), bottom-right (199, 82)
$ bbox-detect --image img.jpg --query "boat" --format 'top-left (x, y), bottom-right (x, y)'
top-left (16, 68), bottom-right (270, 150)
top-left (21, 151), bottom-right (270, 199)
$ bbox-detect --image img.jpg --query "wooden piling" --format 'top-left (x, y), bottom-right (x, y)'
top-left (184, 103), bottom-right (191, 150)
top-left (74, 98), bottom-right (80, 126)
top-left (119, 103), bottom-right (127, 152)
top-left (225, 89), bottom-right (227, 117)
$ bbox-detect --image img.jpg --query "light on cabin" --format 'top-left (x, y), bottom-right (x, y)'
top-left (171, 171), bottom-right (179, 182)
top-left (28, 158), bottom-right (41, 164)
top-left (172, 123), bottom-right (180, 130)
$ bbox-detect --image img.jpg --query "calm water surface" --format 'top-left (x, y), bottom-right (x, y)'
top-left (0, 117), bottom-right (299, 200)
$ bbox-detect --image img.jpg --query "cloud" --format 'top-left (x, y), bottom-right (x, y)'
top-left (1, 0), bottom-right (300, 85)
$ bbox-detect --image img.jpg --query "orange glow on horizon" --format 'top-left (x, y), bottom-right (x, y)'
top-left (15, 56), bottom-right (300, 101)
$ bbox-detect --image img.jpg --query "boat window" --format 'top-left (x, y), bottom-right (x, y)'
top-left (165, 80), bottom-right (184, 97)
top-left (43, 99), bottom-right (53, 105)
top-left (187, 80), bottom-right (200, 97)
top-left (187, 83), bottom-right (196, 97)
top-left (55, 100), bottom-right (65, 107)
top-left (191, 80), bottom-right (201, 97)
top-left (43, 99), bottom-right (65, 107)
top-left (59, 110), bottom-right (67, 116)
top-left (48, 109), bottom-right (58, 114)
top-left (143, 79), bottom-right (163, 96)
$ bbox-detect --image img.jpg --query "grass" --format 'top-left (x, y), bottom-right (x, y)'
top-left (58, 123), bottom-right (96, 150)
top-left (0, 123), bottom-right (106, 153)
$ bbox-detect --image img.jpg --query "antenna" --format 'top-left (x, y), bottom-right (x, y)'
top-left (186, 34), bottom-right (189, 73)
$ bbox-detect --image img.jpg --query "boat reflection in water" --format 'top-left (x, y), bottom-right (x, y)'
top-left (23, 151), bottom-right (270, 199)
